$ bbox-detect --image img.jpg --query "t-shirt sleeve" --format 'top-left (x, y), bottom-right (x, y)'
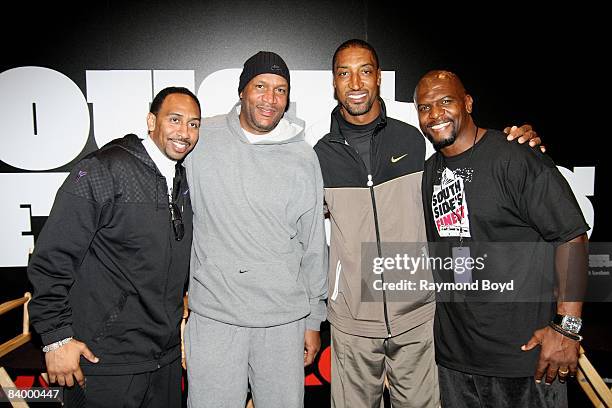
top-left (507, 148), bottom-right (589, 242)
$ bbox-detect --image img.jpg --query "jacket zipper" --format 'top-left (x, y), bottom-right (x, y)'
top-left (331, 129), bottom-right (392, 338)
top-left (366, 174), bottom-right (391, 338)
top-left (367, 127), bottom-right (392, 338)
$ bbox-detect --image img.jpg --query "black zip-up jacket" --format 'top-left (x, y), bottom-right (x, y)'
top-left (314, 100), bottom-right (435, 338)
top-left (28, 134), bottom-right (193, 374)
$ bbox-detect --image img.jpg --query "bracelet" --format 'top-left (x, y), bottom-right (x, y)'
top-left (42, 337), bottom-right (73, 353)
top-left (549, 323), bottom-right (583, 342)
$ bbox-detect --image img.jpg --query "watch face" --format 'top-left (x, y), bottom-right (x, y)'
top-left (562, 316), bottom-right (582, 333)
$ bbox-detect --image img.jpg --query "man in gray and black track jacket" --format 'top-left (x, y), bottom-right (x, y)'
top-left (314, 39), bottom-right (437, 408)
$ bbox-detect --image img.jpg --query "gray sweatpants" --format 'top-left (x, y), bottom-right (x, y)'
top-left (185, 313), bottom-right (306, 408)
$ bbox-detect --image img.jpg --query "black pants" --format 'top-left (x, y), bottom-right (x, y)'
top-left (63, 358), bottom-right (182, 408)
top-left (438, 364), bottom-right (567, 408)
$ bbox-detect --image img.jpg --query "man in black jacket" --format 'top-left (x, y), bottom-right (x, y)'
top-left (314, 39), bottom-right (540, 408)
top-left (27, 87), bottom-right (201, 407)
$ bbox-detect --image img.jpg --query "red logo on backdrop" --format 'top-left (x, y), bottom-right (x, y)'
top-left (13, 375), bottom-right (47, 388)
top-left (305, 345), bottom-right (331, 386)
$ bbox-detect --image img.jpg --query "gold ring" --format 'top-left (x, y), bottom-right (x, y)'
top-left (558, 369), bottom-right (569, 375)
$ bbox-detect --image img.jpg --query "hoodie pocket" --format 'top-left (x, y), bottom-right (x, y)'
top-left (233, 261), bottom-right (308, 313)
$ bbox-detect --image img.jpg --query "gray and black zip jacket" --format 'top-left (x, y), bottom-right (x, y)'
top-left (185, 104), bottom-right (328, 331)
top-left (28, 134), bottom-right (192, 374)
top-left (314, 100), bottom-right (435, 338)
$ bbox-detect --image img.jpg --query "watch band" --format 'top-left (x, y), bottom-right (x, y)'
top-left (549, 322), bottom-right (583, 342)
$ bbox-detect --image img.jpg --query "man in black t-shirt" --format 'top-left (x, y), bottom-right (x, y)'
top-left (416, 70), bottom-right (589, 407)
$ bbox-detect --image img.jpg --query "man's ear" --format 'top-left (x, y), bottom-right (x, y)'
top-left (465, 94), bottom-right (474, 114)
top-left (147, 112), bottom-right (156, 132)
top-left (377, 68), bottom-right (382, 87)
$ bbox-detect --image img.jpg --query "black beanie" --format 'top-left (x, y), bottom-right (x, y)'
top-left (238, 51), bottom-right (290, 95)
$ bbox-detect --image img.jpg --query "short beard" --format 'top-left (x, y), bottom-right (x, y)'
top-left (428, 132), bottom-right (457, 151)
top-left (242, 103), bottom-right (283, 134)
top-left (342, 98), bottom-right (374, 117)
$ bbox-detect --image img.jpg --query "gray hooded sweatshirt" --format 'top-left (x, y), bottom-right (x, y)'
top-left (184, 104), bottom-right (328, 331)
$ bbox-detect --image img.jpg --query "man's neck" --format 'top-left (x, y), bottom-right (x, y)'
top-left (142, 136), bottom-right (177, 195)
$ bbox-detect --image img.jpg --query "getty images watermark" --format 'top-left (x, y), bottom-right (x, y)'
top-left (371, 252), bottom-right (514, 293)
top-left (358, 242), bottom-right (609, 303)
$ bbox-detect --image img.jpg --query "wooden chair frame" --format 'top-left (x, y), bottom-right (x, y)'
top-left (578, 346), bottom-right (612, 408)
top-left (0, 292), bottom-right (32, 407)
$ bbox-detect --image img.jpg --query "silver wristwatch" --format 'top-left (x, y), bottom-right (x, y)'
top-left (552, 314), bottom-right (582, 334)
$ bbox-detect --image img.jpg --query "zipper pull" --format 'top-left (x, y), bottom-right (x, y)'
top-left (367, 174), bottom-right (373, 187)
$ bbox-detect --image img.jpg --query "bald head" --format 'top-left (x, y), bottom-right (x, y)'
top-left (414, 70), bottom-right (466, 105)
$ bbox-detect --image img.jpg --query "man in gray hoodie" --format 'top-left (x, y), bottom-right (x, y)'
top-left (183, 51), bottom-right (328, 408)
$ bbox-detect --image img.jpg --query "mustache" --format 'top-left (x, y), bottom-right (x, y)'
top-left (257, 104), bottom-right (277, 111)
top-left (169, 137), bottom-right (191, 146)
top-left (427, 119), bottom-right (453, 128)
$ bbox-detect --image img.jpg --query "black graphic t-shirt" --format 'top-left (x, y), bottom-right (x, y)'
top-left (422, 129), bottom-right (589, 377)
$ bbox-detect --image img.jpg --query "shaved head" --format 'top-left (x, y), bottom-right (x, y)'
top-left (414, 70), bottom-right (466, 104)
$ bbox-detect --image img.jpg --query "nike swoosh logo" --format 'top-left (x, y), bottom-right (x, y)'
top-left (391, 154), bottom-right (408, 163)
